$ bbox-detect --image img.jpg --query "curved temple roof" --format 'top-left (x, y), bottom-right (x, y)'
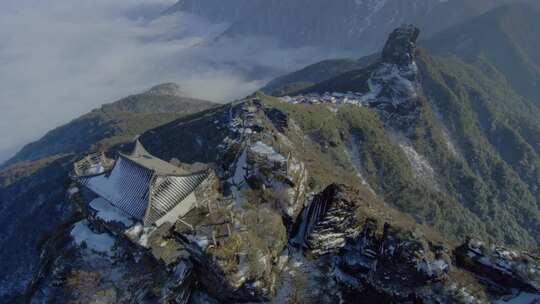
top-left (78, 140), bottom-right (208, 226)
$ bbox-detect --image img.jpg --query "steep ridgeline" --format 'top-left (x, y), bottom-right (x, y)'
top-left (265, 19), bottom-right (540, 249)
top-left (168, 0), bottom-right (517, 52)
top-left (0, 84), bottom-right (216, 302)
top-left (28, 94), bottom-right (539, 303)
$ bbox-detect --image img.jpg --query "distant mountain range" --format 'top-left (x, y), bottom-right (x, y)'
top-left (263, 3), bottom-right (540, 101)
top-left (168, 0), bottom-right (526, 53)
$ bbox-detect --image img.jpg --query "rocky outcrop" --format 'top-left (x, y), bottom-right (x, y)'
top-left (333, 218), bottom-right (454, 302)
top-left (291, 184), bottom-right (360, 256)
top-left (287, 184), bottom-right (459, 301)
top-left (455, 238), bottom-right (540, 294)
top-left (246, 141), bottom-right (288, 188)
top-left (350, 24), bottom-right (422, 113)
top-left (381, 25), bottom-right (420, 66)
top-left (263, 107), bottom-right (288, 132)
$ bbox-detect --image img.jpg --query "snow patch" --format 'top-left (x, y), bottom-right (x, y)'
top-left (90, 197), bottom-right (133, 227)
top-left (431, 104), bottom-right (463, 159)
top-left (71, 220), bottom-right (115, 255)
top-left (67, 186), bottom-right (79, 197)
top-left (185, 234), bottom-right (209, 250)
top-left (125, 223), bottom-right (155, 248)
top-left (496, 292), bottom-right (540, 304)
top-left (249, 141), bottom-right (286, 163)
top-left (86, 164), bottom-right (105, 175)
top-left (229, 148), bottom-right (248, 208)
top-left (345, 133), bottom-right (374, 192)
top-left (399, 143), bottom-right (435, 180)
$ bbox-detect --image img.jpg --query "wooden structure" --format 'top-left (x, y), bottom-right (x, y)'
top-left (77, 141), bottom-right (208, 226)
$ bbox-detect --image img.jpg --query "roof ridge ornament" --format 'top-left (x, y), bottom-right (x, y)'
top-left (131, 139), bottom-right (151, 157)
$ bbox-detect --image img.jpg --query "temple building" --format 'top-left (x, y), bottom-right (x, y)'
top-left (75, 141), bottom-right (208, 227)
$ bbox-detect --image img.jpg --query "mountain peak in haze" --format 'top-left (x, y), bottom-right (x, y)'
top-left (146, 82), bottom-right (185, 97)
top-left (2, 84), bottom-right (216, 168)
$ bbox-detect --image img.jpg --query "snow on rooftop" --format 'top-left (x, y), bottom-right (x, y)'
top-left (90, 197), bottom-right (133, 227)
top-left (70, 220), bottom-right (115, 255)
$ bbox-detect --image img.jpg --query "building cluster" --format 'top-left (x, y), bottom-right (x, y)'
top-left (279, 92), bottom-right (370, 107)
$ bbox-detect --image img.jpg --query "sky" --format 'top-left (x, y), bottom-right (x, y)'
top-left (0, 0), bottom-right (345, 163)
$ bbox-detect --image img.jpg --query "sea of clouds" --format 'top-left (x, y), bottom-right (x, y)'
top-left (0, 0), bottom-right (347, 163)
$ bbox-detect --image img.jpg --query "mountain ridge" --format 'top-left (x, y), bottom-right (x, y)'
top-left (0, 84), bottom-right (217, 301)
top-left (2, 83), bottom-right (217, 169)
top-left (169, 0), bottom-right (523, 53)
top-left (257, 21), bottom-right (540, 247)
top-left (423, 2), bottom-right (540, 106)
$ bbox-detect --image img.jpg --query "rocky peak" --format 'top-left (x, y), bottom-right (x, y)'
top-left (146, 83), bottom-right (184, 97)
top-left (381, 25), bottom-right (420, 65)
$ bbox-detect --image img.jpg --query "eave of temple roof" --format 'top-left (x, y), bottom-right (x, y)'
top-left (143, 171), bottom-right (208, 225)
top-left (119, 140), bottom-right (191, 177)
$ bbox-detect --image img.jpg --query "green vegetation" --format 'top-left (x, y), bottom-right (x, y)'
top-left (261, 93), bottom-right (488, 242)
top-left (414, 51), bottom-right (540, 246)
top-left (423, 2), bottom-right (540, 106)
top-left (262, 57), bottom-right (374, 96)
top-left (3, 89), bottom-right (216, 167)
top-left (209, 189), bottom-right (287, 288)
top-left (260, 4), bottom-right (540, 246)
top-left (298, 65), bottom-right (376, 95)
top-left (259, 46), bottom-right (540, 248)
top-left (0, 154), bottom-right (68, 187)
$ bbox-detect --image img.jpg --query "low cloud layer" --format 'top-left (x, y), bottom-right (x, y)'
top-left (0, 0), bottom-right (349, 163)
